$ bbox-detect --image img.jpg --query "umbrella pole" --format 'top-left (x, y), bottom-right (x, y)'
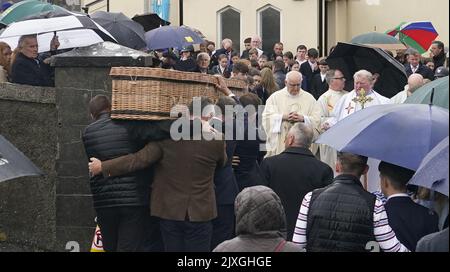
top-left (430, 88), bottom-right (435, 105)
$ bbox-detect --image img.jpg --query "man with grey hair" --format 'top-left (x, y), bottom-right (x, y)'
top-left (11, 34), bottom-right (59, 86)
top-left (251, 35), bottom-right (265, 57)
top-left (322, 69), bottom-right (391, 192)
top-left (260, 122), bottom-right (333, 241)
top-left (211, 38), bottom-right (233, 68)
top-left (262, 70), bottom-right (321, 157)
top-left (390, 73), bottom-right (424, 104)
top-left (193, 52), bottom-right (212, 74)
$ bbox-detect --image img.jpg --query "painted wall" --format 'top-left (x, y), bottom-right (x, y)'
top-left (345, 0), bottom-right (449, 54)
top-left (182, 0), bottom-right (319, 54)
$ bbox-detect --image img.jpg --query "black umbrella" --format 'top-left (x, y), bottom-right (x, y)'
top-left (91, 11), bottom-right (146, 50)
top-left (0, 135), bottom-right (44, 183)
top-left (132, 13), bottom-right (170, 32)
top-left (327, 42), bottom-right (407, 98)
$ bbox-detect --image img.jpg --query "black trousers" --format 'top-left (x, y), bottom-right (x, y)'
top-left (211, 204), bottom-right (235, 250)
top-left (159, 218), bottom-right (213, 252)
top-left (96, 206), bottom-right (163, 252)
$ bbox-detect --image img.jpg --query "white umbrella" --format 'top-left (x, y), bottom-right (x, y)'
top-left (0, 15), bottom-right (117, 52)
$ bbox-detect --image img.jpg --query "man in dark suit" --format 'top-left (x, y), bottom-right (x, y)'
top-left (299, 48), bottom-right (320, 93)
top-left (11, 34), bottom-right (59, 87)
top-left (379, 161), bottom-right (439, 251)
top-left (310, 58), bottom-right (329, 100)
top-left (260, 122), bottom-right (333, 240)
top-left (209, 96), bottom-right (240, 250)
top-left (404, 49), bottom-right (434, 81)
top-left (89, 97), bottom-right (227, 252)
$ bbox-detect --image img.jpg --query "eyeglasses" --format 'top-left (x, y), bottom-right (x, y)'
top-left (288, 83), bottom-right (301, 87)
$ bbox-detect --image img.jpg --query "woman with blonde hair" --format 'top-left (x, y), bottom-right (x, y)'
top-left (251, 67), bottom-right (279, 104)
top-left (0, 42), bottom-right (12, 82)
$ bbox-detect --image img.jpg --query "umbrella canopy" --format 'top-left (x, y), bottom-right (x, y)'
top-left (408, 136), bottom-right (449, 196)
top-left (0, 0), bottom-right (68, 25)
top-left (91, 11), bottom-right (146, 50)
top-left (351, 32), bottom-right (403, 44)
top-left (326, 42), bottom-right (407, 98)
top-left (316, 104), bottom-right (449, 170)
top-left (145, 25), bottom-right (205, 50)
top-left (404, 76), bottom-right (449, 109)
top-left (132, 13), bottom-right (170, 32)
top-left (0, 15), bottom-right (117, 53)
top-left (350, 32), bottom-right (406, 51)
top-left (387, 21), bottom-right (439, 54)
top-left (0, 135), bottom-right (44, 183)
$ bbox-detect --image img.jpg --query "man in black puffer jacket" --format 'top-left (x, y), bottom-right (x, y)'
top-left (293, 152), bottom-right (410, 252)
top-left (82, 95), bottom-right (162, 252)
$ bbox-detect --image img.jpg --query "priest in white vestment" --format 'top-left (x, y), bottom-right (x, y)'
top-left (262, 71), bottom-right (321, 158)
top-left (323, 70), bottom-right (391, 192)
top-left (390, 73), bottom-right (425, 104)
top-left (317, 69), bottom-right (348, 174)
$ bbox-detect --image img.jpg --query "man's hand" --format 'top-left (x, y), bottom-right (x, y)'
top-left (288, 112), bottom-right (304, 123)
top-left (88, 157), bottom-right (103, 176)
top-left (50, 35), bottom-right (60, 51)
top-left (214, 75), bottom-right (232, 96)
top-left (231, 156), bottom-right (240, 167)
top-left (321, 122), bottom-right (331, 131)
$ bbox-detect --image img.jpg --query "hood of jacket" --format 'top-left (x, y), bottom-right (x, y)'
top-left (234, 185), bottom-right (287, 237)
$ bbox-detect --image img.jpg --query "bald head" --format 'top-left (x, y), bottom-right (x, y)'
top-left (407, 74), bottom-right (424, 93)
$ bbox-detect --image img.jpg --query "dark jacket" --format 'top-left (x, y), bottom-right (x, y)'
top-left (432, 51), bottom-right (446, 71)
top-left (416, 227), bottom-right (449, 252)
top-left (11, 52), bottom-right (54, 87)
top-left (306, 174), bottom-right (376, 252)
top-left (101, 119), bottom-right (227, 222)
top-left (300, 61), bottom-right (320, 93)
top-left (260, 147), bottom-right (333, 240)
top-left (210, 118), bottom-right (239, 205)
top-left (385, 195), bottom-right (439, 251)
top-left (233, 114), bottom-right (263, 191)
top-left (174, 58), bottom-right (196, 72)
top-left (310, 73), bottom-right (329, 100)
top-left (404, 63), bottom-right (434, 81)
top-left (213, 186), bottom-right (304, 252)
top-left (82, 113), bottom-right (150, 209)
top-left (273, 70), bottom-right (286, 90)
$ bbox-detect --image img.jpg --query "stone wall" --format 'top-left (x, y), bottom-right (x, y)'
top-left (0, 83), bottom-right (57, 251)
top-left (0, 82), bottom-right (110, 252)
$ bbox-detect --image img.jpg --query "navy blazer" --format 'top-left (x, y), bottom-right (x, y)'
top-left (385, 196), bottom-right (439, 251)
top-left (11, 52), bottom-right (54, 87)
top-left (404, 64), bottom-right (434, 81)
top-left (310, 73), bottom-right (329, 100)
top-left (300, 61), bottom-right (320, 93)
top-left (260, 147), bottom-right (333, 240)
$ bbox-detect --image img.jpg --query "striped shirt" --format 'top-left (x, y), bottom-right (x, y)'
top-left (292, 192), bottom-right (410, 252)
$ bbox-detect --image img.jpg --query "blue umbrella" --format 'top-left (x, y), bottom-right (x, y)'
top-left (316, 104), bottom-right (449, 170)
top-left (408, 137), bottom-right (449, 196)
top-left (144, 25), bottom-right (204, 50)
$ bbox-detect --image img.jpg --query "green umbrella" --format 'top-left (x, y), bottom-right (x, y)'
top-left (404, 76), bottom-right (449, 109)
top-left (0, 0), bottom-right (67, 25)
top-left (350, 32), bottom-right (403, 44)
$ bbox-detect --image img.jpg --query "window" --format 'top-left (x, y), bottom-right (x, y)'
top-left (257, 5), bottom-right (281, 54)
top-left (218, 6), bottom-right (241, 53)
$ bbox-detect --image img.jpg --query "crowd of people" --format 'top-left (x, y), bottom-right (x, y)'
top-left (3, 30), bottom-right (448, 252)
top-left (83, 36), bottom-right (448, 253)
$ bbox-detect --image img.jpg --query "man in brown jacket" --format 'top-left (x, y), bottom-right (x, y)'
top-left (89, 97), bottom-right (227, 252)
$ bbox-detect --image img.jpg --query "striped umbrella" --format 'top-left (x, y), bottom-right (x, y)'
top-left (387, 21), bottom-right (439, 54)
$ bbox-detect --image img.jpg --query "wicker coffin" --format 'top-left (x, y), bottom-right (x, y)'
top-left (110, 67), bottom-right (247, 120)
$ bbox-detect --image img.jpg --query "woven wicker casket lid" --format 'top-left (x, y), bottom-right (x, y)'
top-left (110, 67), bottom-right (247, 121)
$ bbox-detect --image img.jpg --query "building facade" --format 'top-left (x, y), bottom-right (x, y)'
top-left (81, 0), bottom-right (448, 57)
